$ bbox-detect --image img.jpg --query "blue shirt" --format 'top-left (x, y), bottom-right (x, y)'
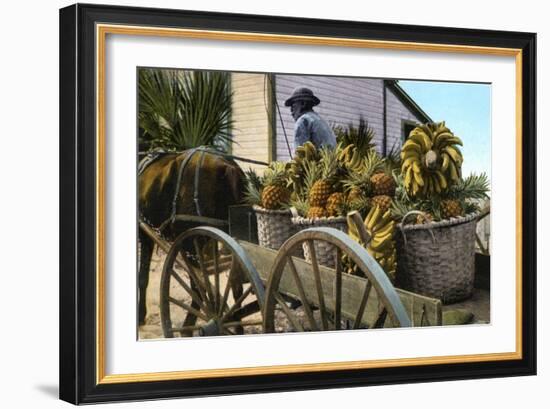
top-left (293, 111), bottom-right (337, 153)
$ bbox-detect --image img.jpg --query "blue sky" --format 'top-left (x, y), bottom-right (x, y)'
top-left (398, 80), bottom-right (491, 181)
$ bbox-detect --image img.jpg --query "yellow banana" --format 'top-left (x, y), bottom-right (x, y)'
top-left (366, 206), bottom-right (381, 230)
top-left (434, 170), bottom-right (448, 190)
top-left (433, 131), bottom-right (454, 149)
top-left (445, 146), bottom-right (463, 165)
top-left (374, 220), bottom-right (394, 237)
top-left (370, 234), bottom-right (393, 252)
top-left (441, 152), bottom-right (450, 172)
top-left (410, 131), bottom-right (430, 152)
top-left (413, 169), bottom-right (424, 187)
top-left (365, 205), bottom-right (376, 225)
top-left (348, 149), bottom-right (361, 169)
top-left (373, 211), bottom-right (393, 232)
top-left (448, 161), bottom-right (460, 182)
top-left (401, 158), bottom-right (418, 174)
top-left (404, 166), bottom-right (413, 188)
top-left (432, 175), bottom-right (441, 193)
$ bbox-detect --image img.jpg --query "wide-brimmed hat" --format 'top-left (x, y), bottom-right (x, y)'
top-left (284, 87), bottom-right (320, 106)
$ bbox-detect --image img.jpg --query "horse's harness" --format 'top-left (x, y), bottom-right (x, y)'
top-left (139, 147), bottom-right (267, 234)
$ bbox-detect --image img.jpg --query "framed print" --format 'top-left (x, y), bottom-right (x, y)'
top-left (59, 3), bottom-right (537, 404)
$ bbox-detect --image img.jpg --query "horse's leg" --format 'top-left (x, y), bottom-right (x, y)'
top-left (138, 229), bottom-right (154, 325)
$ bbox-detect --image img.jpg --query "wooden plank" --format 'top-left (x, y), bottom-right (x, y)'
top-left (240, 241), bottom-right (442, 327)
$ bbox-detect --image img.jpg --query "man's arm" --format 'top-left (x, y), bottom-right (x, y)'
top-left (294, 117), bottom-right (310, 149)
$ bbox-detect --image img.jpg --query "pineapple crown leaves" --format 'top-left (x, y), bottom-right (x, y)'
top-left (289, 195), bottom-right (310, 217)
top-left (262, 161), bottom-right (291, 188)
top-left (243, 168), bottom-right (262, 206)
top-left (384, 142), bottom-right (402, 173)
top-left (333, 117), bottom-right (376, 153)
top-left (446, 172), bottom-right (490, 201)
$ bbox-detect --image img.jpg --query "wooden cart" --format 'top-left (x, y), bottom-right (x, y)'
top-left (139, 216), bottom-right (443, 338)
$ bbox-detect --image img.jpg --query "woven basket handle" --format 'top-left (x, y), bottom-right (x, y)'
top-left (399, 210), bottom-right (436, 246)
top-left (289, 206), bottom-right (300, 218)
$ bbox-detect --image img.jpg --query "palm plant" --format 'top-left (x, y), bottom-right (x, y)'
top-left (138, 68), bottom-right (234, 152)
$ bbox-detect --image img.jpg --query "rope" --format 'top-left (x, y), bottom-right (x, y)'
top-left (266, 75), bottom-right (293, 158)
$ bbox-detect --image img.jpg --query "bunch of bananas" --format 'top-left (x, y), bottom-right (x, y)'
top-left (345, 206), bottom-right (396, 280)
top-left (401, 122), bottom-right (463, 197)
top-left (294, 141), bottom-right (319, 162)
top-left (336, 143), bottom-right (364, 171)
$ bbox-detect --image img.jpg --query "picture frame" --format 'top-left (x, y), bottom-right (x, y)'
top-left (59, 3), bottom-right (536, 404)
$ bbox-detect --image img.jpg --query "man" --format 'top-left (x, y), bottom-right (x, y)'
top-left (284, 87), bottom-right (336, 154)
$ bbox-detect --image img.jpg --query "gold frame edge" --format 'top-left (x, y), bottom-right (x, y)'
top-left (95, 23), bottom-right (524, 385)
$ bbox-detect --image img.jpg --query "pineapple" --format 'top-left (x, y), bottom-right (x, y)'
top-left (260, 162), bottom-right (290, 210)
top-left (326, 192), bottom-right (344, 217)
top-left (308, 147), bottom-right (338, 207)
top-left (261, 185), bottom-right (290, 209)
top-left (371, 195), bottom-right (393, 213)
top-left (307, 206), bottom-right (327, 219)
top-left (441, 199), bottom-right (463, 219)
top-left (370, 173), bottom-right (396, 197)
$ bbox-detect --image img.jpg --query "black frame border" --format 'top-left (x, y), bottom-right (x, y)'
top-left (59, 3), bottom-right (536, 404)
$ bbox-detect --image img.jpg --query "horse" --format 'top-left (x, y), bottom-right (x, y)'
top-left (138, 149), bottom-right (246, 325)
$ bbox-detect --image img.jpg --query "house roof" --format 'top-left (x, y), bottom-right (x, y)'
top-left (384, 80), bottom-right (433, 123)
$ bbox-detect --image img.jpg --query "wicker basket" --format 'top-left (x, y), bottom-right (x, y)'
top-left (291, 216), bottom-right (348, 268)
top-left (253, 206), bottom-right (297, 251)
top-left (395, 212), bottom-right (479, 304)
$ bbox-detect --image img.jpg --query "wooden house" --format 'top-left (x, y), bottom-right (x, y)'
top-left (230, 73), bottom-right (432, 170)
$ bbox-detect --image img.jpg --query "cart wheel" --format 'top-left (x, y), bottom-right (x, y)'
top-left (160, 226), bottom-right (265, 338)
top-left (263, 227), bottom-right (411, 333)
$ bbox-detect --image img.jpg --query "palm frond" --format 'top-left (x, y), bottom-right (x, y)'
top-left (138, 68), bottom-right (234, 152)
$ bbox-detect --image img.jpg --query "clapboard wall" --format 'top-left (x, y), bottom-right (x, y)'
top-left (274, 74), bottom-right (425, 161)
top-left (230, 73), bottom-right (271, 172)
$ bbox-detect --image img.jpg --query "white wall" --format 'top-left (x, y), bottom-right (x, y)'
top-left (1, 1), bottom-right (546, 409)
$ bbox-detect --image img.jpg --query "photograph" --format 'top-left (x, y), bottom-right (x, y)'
top-left (136, 67), bottom-right (491, 339)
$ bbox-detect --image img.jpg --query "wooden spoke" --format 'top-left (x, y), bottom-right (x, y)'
top-left (306, 240), bottom-right (328, 330)
top-left (160, 227), bottom-right (265, 338)
top-left (218, 257), bottom-right (236, 316)
top-left (193, 238), bottom-right (216, 306)
top-left (212, 243), bottom-right (220, 311)
top-left (274, 292), bottom-right (304, 331)
top-left (353, 280), bottom-right (372, 329)
top-left (168, 296), bottom-right (209, 322)
top-left (231, 301), bottom-right (261, 320)
top-left (372, 307), bottom-right (388, 329)
top-left (287, 257), bottom-right (318, 331)
top-left (176, 249), bottom-right (213, 315)
top-left (334, 248), bottom-right (342, 330)
top-left (221, 284), bottom-right (254, 322)
top-left (169, 269), bottom-right (204, 307)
